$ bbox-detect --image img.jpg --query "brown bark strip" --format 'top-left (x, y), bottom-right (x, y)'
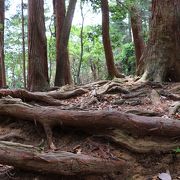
top-left (0, 98), bottom-right (179, 138)
top-left (0, 141), bottom-right (126, 176)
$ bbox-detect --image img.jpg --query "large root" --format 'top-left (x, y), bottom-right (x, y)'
top-left (0, 141), bottom-right (126, 176)
top-left (0, 97), bottom-right (179, 150)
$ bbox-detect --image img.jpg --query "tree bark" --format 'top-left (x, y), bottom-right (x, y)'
top-left (130, 5), bottom-right (145, 71)
top-left (0, 141), bottom-right (126, 176)
top-left (27, 0), bottom-right (49, 91)
top-left (0, 0), bottom-right (6, 88)
top-left (54, 0), bottom-right (72, 86)
top-left (77, 1), bottom-right (85, 85)
top-left (138, 0), bottom-right (180, 82)
top-left (54, 0), bottom-right (76, 86)
top-left (0, 98), bottom-right (179, 138)
top-left (21, 0), bottom-right (26, 88)
top-left (0, 88), bottom-right (88, 105)
top-left (101, 0), bottom-right (124, 79)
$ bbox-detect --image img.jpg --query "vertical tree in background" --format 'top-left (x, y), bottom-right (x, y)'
top-left (101, 0), bottom-right (124, 79)
top-left (130, 5), bottom-right (145, 71)
top-left (138, 0), bottom-right (180, 82)
top-left (0, 0), bottom-right (6, 87)
top-left (28, 0), bottom-right (49, 91)
top-left (77, 0), bottom-right (84, 84)
top-left (54, 0), bottom-right (76, 86)
top-left (54, 0), bottom-right (72, 86)
top-left (21, 0), bottom-right (26, 88)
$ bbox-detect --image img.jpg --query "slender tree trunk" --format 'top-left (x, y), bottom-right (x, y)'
top-left (0, 0), bottom-right (6, 88)
top-left (138, 0), bottom-right (180, 82)
top-left (101, 0), bottom-right (124, 79)
top-left (128, 12), bottom-right (133, 42)
top-left (77, 1), bottom-right (84, 84)
top-left (54, 0), bottom-right (76, 86)
top-left (21, 0), bottom-right (26, 88)
top-left (27, 0), bottom-right (49, 91)
top-left (90, 59), bottom-right (97, 81)
top-left (130, 5), bottom-right (145, 71)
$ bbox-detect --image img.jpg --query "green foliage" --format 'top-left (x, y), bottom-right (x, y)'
top-left (174, 147), bottom-right (180, 153)
top-left (119, 42), bottom-right (136, 75)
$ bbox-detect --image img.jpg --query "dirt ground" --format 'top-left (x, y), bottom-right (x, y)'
top-left (0, 80), bottom-right (179, 179)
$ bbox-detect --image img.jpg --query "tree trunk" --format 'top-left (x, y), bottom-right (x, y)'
top-left (54, 0), bottom-right (76, 86)
top-left (0, 141), bottom-right (126, 176)
top-left (138, 0), bottom-right (180, 82)
top-left (130, 5), bottom-right (145, 71)
top-left (101, 0), bottom-right (124, 79)
top-left (0, 0), bottom-right (6, 88)
top-left (77, 1), bottom-right (84, 85)
top-left (21, 0), bottom-right (26, 88)
top-left (27, 0), bottom-right (49, 91)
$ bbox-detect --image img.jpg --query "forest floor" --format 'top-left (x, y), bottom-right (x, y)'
top-left (0, 78), bottom-right (179, 180)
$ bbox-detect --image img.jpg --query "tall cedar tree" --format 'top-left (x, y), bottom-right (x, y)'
top-left (54, 0), bottom-right (72, 86)
top-left (0, 0), bottom-right (6, 87)
top-left (28, 0), bottom-right (49, 91)
top-left (54, 0), bottom-right (76, 86)
top-left (130, 5), bottom-right (145, 72)
top-left (138, 0), bottom-right (180, 82)
top-left (101, 0), bottom-right (124, 79)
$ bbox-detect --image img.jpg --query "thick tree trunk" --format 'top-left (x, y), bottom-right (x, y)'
top-left (28, 0), bottom-right (49, 91)
top-left (101, 0), bottom-right (124, 79)
top-left (0, 141), bottom-right (126, 176)
top-left (130, 5), bottom-right (145, 71)
top-left (55, 0), bottom-right (76, 86)
top-left (54, 0), bottom-right (72, 86)
top-left (138, 0), bottom-right (180, 82)
top-left (0, 0), bottom-right (6, 88)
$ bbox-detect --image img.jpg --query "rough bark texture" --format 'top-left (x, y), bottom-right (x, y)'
top-left (0, 98), bottom-right (179, 138)
top-left (55, 0), bottom-right (76, 86)
top-left (138, 0), bottom-right (180, 82)
top-left (130, 5), bottom-right (145, 71)
top-left (21, 0), bottom-right (26, 88)
top-left (28, 0), bottom-right (49, 91)
top-left (54, 0), bottom-right (72, 86)
top-left (0, 0), bottom-right (6, 88)
top-left (101, 0), bottom-right (124, 79)
top-left (0, 141), bottom-right (126, 176)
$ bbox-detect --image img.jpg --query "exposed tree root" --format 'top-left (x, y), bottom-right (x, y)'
top-left (0, 88), bottom-right (88, 106)
top-left (0, 132), bottom-right (25, 141)
top-left (0, 141), bottom-right (126, 176)
top-left (96, 82), bottom-right (129, 95)
top-left (125, 110), bottom-right (163, 117)
top-left (93, 130), bottom-right (179, 154)
top-left (169, 102), bottom-right (180, 115)
top-left (0, 97), bottom-right (179, 149)
top-left (0, 89), bottom-right (63, 106)
top-left (159, 90), bottom-right (180, 101)
top-left (47, 88), bottom-right (88, 99)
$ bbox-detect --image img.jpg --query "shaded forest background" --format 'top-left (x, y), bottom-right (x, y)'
top-left (3, 0), bottom-right (150, 88)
